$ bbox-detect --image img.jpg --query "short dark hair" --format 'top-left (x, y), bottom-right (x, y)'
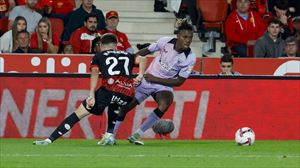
top-left (275, 0), bottom-right (289, 10)
top-left (101, 33), bottom-right (117, 45)
top-left (92, 36), bottom-right (101, 53)
top-left (285, 36), bottom-right (298, 46)
top-left (84, 13), bottom-right (98, 22)
top-left (268, 18), bottom-right (282, 26)
top-left (17, 30), bottom-right (29, 38)
top-left (220, 54), bottom-right (234, 64)
top-left (178, 22), bottom-right (194, 34)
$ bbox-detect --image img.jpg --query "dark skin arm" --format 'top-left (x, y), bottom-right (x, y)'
top-left (144, 74), bottom-right (186, 87)
top-left (136, 48), bottom-right (151, 56)
top-left (137, 48), bottom-right (187, 87)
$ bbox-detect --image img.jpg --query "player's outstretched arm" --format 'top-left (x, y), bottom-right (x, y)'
top-left (134, 48), bottom-right (150, 85)
top-left (88, 67), bottom-right (99, 107)
top-left (136, 48), bottom-right (151, 57)
top-left (144, 74), bottom-right (186, 87)
top-left (136, 56), bottom-right (147, 77)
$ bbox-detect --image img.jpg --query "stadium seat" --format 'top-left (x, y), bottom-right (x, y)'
top-left (0, 17), bottom-right (9, 33)
top-left (196, 0), bottom-right (228, 41)
top-left (196, 0), bottom-right (228, 53)
top-left (247, 44), bottom-right (255, 57)
top-left (197, 0), bottom-right (228, 31)
top-left (50, 18), bottom-right (64, 39)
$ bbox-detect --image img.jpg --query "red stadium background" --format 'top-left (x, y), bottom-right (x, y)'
top-left (0, 75), bottom-right (299, 140)
top-left (1, 54), bottom-right (300, 75)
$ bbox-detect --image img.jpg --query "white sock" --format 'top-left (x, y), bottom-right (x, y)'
top-left (135, 128), bottom-right (143, 136)
top-left (113, 121), bottom-right (123, 135)
top-left (45, 138), bottom-right (52, 143)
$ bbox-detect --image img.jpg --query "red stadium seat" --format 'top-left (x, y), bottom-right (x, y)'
top-left (50, 18), bottom-right (64, 39)
top-left (196, 0), bottom-right (228, 33)
top-left (196, 0), bottom-right (228, 53)
top-left (0, 17), bottom-right (9, 33)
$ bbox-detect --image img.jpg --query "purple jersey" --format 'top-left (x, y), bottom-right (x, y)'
top-left (146, 37), bottom-right (196, 79)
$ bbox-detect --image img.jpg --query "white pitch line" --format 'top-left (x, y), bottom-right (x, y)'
top-left (1, 154), bottom-right (300, 158)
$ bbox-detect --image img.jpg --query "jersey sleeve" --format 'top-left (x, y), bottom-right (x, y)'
top-left (148, 37), bottom-right (173, 52)
top-left (30, 33), bottom-right (38, 50)
top-left (52, 33), bottom-right (60, 46)
top-left (90, 54), bottom-right (101, 71)
top-left (122, 33), bottom-right (132, 50)
top-left (8, 6), bottom-right (19, 20)
top-left (69, 29), bottom-right (81, 54)
top-left (178, 53), bottom-right (196, 78)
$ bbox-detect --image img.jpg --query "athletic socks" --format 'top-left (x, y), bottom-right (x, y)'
top-left (106, 107), bottom-right (119, 134)
top-left (140, 108), bottom-right (163, 132)
top-left (114, 108), bottom-right (164, 136)
top-left (48, 112), bottom-right (80, 142)
top-left (113, 115), bottom-right (126, 135)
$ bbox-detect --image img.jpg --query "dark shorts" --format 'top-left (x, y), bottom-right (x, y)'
top-left (82, 86), bottom-right (133, 115)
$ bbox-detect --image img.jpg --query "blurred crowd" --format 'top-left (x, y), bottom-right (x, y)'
top-left (0, 0), bottom-right (299, 58)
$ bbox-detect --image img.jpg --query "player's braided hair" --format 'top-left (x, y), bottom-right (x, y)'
top-left (152, 119), bottom-right (175, 135)
top-left (177, 21), bottom-right (193, 34)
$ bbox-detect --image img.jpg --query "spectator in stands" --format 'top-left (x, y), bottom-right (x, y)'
top-left (13, 30), bottom-right (40, 53)
top-left (295, 29), bottom-right (300, 53)
top-left (219, 54), bottom-right (240, 76)
top-left (293, 16), bottom-right (300, 54)
top-left (154, 0), bottom-right (168, 12)
top-left (8, 0), bottom-right (42, 33)
top-left (15, 0), bottom-right (25, 6)
top-left (0, 16), bottom-right (26, 53)
top-left (225, 0), bottom-right (265, 57)
top-left (62, 0), bottom-right (105, 41)
top-left (172, 0), bottom-right (198, 33)
top-left (69, 13), bottom-right (101, 54)
top-left (100, 11), bottom-right (134, 54)
top-left (91, 36), bottom-right (101, 53)
top-left (288, 0), bottom-right (300, 17)
top-left (0, 0), bottom-right (16, 18)
top-left (254, 18), bottom-right (284, 58)
top-left (263, 0), bottom-right (293, 40)
top-left (230, 0), bottom-right (267, 17)
top-left (292, 16), bottom-right (300, 32)
top-left (268, 0), bottom-right (300, 18)
top-left (35, 0), bottom-right (75, 18)
top-left (282, 36), bottom-right (299, 57)
top-left (30, 17), bottom-right (59, 53)
top-left (61, 43), bottom-right (74, 54)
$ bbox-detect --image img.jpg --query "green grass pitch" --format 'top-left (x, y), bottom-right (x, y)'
top-left (0, 139), bottom-right (299, 168)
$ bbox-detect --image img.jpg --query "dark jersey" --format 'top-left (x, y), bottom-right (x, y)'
top-left (90, 50), bottom-right (135, 97)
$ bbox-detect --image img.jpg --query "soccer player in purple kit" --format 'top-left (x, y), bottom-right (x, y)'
top-left (112, 22), bottom-right (196, 145)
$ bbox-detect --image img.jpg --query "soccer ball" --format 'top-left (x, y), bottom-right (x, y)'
top-left (152, 119), bottom-right (175, 135)
top-left (235, 127), bottom-right (255, 146)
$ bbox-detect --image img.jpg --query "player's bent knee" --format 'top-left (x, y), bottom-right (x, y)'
top-left (158, 101), bottom-right (172, 112)
top-left (75, 104), bottom-right (91, 119)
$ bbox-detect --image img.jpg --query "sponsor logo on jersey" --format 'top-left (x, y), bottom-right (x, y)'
top-left (114, 79), bottom-right (133, 89)
top-left (80, 33), bottom-right (97, 40)
top-left (103, 50), bottom-right (129, 56)
top-left (158, 60), bottom-right (177, 72)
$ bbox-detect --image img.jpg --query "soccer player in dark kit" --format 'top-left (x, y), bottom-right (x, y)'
top-left (33, 33), bottom-right (136, 145)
